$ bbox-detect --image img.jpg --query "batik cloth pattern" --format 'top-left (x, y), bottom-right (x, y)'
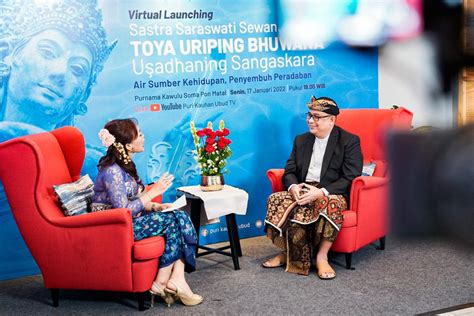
top-left (264, 188), bottom-right (347, 275)
top-left (133, 211), bottom-right (197, 271)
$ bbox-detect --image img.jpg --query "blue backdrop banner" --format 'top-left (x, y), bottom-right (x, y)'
top-left (0, 0), bottom-right (377, 280)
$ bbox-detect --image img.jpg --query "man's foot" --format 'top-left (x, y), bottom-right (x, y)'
top-left (316, 258), bottom-right (336, 280)
top-left (262, 252), bottom-right (286, 268)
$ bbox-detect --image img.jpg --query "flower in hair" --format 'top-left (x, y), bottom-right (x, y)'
top-left (98, 129), bottom-right (115, 148)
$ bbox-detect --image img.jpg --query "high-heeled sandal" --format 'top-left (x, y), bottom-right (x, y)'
top-left (149, 282), bottom-right (175, 307)
top-left (165, 281), bottom-right (203, 306)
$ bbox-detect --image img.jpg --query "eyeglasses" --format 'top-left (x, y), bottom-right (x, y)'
top-left (305, 112), bottom-right (331, 121)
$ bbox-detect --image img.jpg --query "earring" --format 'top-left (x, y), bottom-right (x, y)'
top-left (74, 102), bottom-right (88, 116)
top-left (0, 62), bottom-right (11, 78)
top-left (0, 40), bottom-right (12, 61)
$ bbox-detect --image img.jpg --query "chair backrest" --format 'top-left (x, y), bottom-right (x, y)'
top-left (0, 127), bottom-right (85, 264)
top-left (337, 107), bottom-right (413, 176)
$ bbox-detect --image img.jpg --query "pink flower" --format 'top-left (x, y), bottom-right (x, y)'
top-left (98, 129), bottom-right (115, 148)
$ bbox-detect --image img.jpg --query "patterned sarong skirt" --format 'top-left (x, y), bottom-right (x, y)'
top-left (264, 189), bottom-right (347, 275)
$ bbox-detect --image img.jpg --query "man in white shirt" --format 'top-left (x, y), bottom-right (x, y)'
top-left (263, 96), bottom-right (363, 279)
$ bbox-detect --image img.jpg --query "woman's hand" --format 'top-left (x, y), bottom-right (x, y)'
top-left (149, 172), bottom-right (174, 197)
top-left (144, 202), bottom-right (172, 212)
top-left (297, 183), bottom-right (324, 205)
top-left (155, 203), bottom-right (173, 211)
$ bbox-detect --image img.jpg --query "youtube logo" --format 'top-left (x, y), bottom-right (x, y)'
top-left (150, 104), bottom-right (161, 112)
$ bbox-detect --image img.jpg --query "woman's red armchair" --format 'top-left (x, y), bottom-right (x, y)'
top-left (0, 126), bottom-right (164, 310)
top-left (267, 107), bottom-right (413, 269)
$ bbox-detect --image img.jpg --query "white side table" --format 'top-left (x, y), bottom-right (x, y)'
top-left (177, 185), bottom-right (248, 270)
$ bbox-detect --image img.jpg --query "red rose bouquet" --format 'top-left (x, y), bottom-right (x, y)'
top-left (190, 120), bottom-right (232, 176)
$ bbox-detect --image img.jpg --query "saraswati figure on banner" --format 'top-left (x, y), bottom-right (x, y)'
top-left (0, 0), bottom-right (116, 278)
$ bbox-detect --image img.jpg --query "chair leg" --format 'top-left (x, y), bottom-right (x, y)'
top-left (378, 236), bottom-right (386, 250)
top-left (137, 291), bottom-right (147, 311)
top-left (345, 253), bottom-right (353, 270)
top-left (51, 289), bottom-right (59, 307)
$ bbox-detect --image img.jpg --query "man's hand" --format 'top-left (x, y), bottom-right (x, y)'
top-left (290, 183), bottom-right (305, 201)
top-left (297, 183), bottom-right (324, 205)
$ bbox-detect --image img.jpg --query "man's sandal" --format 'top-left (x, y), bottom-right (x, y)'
top-left (261, 253), bottom-right (286, 268)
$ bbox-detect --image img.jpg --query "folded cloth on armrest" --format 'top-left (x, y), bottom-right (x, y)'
top-left (53, 175), bottom-right (94, 216)
top-left (362, 162), bottom-right (377, 177)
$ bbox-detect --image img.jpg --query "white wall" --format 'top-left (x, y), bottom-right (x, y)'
top-left (378, 36), bottom-right (455, 128)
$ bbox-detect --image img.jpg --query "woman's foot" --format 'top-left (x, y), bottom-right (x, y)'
top-left (262, 252), bottom-right (286, 268)
top-left (166, 279), bottom-right (203, 306)
top-left (316, 258), bottom-right (336, 280)
top-left (150, 282), bottom-right (175, 307)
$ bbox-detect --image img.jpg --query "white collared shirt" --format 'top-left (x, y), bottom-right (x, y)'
top-left (305, 134), bottom-right (330, 182)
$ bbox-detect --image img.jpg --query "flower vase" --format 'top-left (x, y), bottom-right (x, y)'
top-left (200, 174), bottom-right (224, 191)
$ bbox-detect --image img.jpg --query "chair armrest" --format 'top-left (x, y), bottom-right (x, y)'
top-left (51, 208), bottom-right (132, 228)
top-left (266, 169), bottom-right (285, 192)
top-left (351, 176), bottom-right (387, 192)
top-left (350, 176), bottom-right (387, 210)
top-left (349, 176), bottom-right (388, 242)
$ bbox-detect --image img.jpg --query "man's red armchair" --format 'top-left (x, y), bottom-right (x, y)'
top-left (266, 107), bottom-right (413, 269)
top-left (0, 126), bottom-right (164, 310)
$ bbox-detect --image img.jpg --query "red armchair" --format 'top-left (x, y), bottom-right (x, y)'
top-left (267, 107), bottom-right (413, 269)
top-left (0, 126), bottom-right (164, 310)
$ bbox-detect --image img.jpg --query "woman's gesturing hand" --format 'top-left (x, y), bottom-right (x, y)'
top-left (150, 172), bottom-right (174, 197)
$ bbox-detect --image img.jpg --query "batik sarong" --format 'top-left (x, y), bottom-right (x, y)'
top-left (133, 210), bottom-right (198, 272)
top-left (265, 188), bottom-right (347, 275)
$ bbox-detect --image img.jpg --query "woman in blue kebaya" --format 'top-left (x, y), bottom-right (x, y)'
top-left (91, 118), bottom-right (203, 307)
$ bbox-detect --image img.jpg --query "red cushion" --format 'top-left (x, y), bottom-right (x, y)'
top-left (342, 210), bottom-right (357, 228)
top-left (133, 236), bottom-right (165, 260)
